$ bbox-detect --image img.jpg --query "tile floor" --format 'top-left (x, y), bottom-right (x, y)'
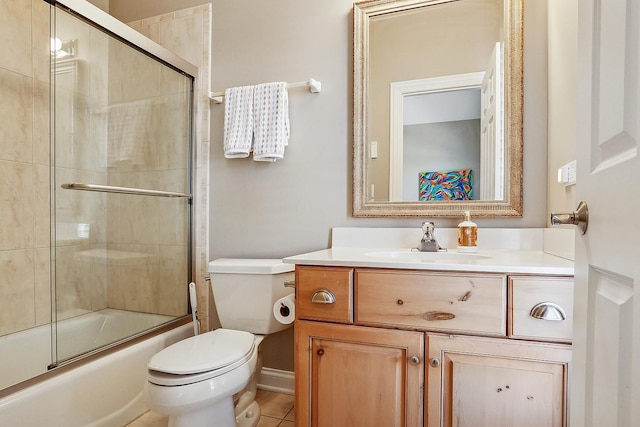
top-left (126, 390), bottom-right (295, 427)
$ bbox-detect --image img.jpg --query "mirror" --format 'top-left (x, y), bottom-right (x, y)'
top-left (353, 0), bottom-right (523, 217)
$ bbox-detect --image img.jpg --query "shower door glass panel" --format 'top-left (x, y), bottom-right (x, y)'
top-left (52, 6), bottom-right (193, 363)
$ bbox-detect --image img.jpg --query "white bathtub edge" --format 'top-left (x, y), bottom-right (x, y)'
top-left (0, 323), bottom-right (193, 427)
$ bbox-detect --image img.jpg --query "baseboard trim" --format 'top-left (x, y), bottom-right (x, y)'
top-left (257, 367), bottom-right (295, 395)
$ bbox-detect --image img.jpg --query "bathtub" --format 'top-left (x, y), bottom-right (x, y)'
top-left (0, 310), bottom-right (193, 426)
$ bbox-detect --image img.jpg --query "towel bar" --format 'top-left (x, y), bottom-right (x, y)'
top-left (208, 78), bottom-right (321, 103)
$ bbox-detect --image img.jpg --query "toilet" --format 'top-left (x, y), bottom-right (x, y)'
top-left (144, 259), bottom-right (295, 427)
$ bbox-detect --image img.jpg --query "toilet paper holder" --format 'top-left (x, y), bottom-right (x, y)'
top-left (284, 280), bottom-right (296, 288)
top-left (279, 302), bottom-right (291, 317)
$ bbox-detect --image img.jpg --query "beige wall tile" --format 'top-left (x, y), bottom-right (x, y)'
top-left (34, 164), bottom-right (51, 249)
top-left (156, 94), bottom-right (190, 171)
top-left (0, 249), bottom-right (36, 335)
top-left (0, 68), bottom-right (33, 163)
top-left (107, 245), bottom-right (159, 312)
top-left (34, 247), bottom-right (51, 327)
top-left (0, 161), bottom-right (35, 251)
top-left (155, 245), bottom-right (188, 315)
top-left (158, 13), bottom-right (203, 89)
top-left (33, 80), bottom-right (50, 166)
top-left (32, 0), bottom-right (50, 83)
top-left (0, 0), bottom-right (32, 77)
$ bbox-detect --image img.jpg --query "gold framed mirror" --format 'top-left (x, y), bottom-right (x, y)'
top-left (353, 0), bottom-right (523, 217)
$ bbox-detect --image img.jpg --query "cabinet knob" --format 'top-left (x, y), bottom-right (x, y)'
top-left (311, 289), bottom-right (336, 304)
top-left (429, 357), bottom-right (441, 368)
top-left (409, 355), bottom-right (420, 365)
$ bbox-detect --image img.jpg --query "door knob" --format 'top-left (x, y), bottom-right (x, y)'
top-left (550, 201), bottom-right (588, 234)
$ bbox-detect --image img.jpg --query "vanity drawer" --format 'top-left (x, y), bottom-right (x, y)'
top-left (355, 269), bottom-right (507, 336)
top-left (509, 276), bottom-right (573, 342)
top-left (296, 266), bottom-right (353, 324)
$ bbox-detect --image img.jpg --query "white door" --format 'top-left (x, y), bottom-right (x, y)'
top-left (571, 0), bottom-right (640, 426)
top-left (480, 42), bottom-right (503, 200)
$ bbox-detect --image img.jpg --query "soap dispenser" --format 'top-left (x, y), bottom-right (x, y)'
top-left (457, 211), bottom-right (477, 253)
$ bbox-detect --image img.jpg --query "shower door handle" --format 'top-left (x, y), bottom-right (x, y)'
top-left (550, 201), bottom-right (588, 234)
top-left (62, 183), bottom-right (192, 199)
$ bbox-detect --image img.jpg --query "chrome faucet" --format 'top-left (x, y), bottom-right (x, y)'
top-left (416, 221), bottom-right (444, 252)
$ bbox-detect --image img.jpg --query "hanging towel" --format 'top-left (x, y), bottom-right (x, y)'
top-left (223, 85), bottom-right (255, 158)
top-left (106, 100), bottom-right (151, 167)
top-left (252, 82), bottom-right (289, 162)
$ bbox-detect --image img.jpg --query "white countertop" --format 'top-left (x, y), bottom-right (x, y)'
top-left (283, 247), bottom-right (574, 275)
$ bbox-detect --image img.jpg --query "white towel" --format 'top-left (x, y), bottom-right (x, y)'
top-left (106, 100), bottom-right (151, 167)
top-left (223, 85), bottom-right (255, 158)
top-left (252, 82), bottom-right (289, 162)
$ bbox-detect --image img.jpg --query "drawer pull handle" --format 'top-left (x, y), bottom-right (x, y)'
top-left (530, 302), bottom-right (566, 321)
top-left (409, 356), bottom-right (420, 365)
top-left (423, 311), bottom-right (455, 321)
top-left (311, 289), bottom-right (336, 304)
top-left (429, 358), bottom-right (441, 368)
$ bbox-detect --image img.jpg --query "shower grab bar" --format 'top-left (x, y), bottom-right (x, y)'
top-left (61, 183), bottom-right (192, 199)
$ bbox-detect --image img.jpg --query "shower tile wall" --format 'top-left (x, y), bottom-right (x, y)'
top-left (0, 1), bottom-right (207, 339)
top-left (0, 0), bottom-right (51, 336)
top-left (52, 8), bottom-right (191, 319)
top-left (128, 4), bottom-right (212, 331)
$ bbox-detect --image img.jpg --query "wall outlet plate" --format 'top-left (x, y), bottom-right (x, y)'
top-left (557, 160), bottom-right (577, 186)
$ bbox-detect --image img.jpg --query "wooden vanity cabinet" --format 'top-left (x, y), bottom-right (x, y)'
top-left (295, 320), bottom-right (425, 427)
top-left (426, 334), bottom-right (571, 427)
top-left (294, 265), bottom-right (573, 427)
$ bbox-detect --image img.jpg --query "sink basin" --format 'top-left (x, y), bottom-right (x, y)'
top-left (365, 251), bottom-right (491, 263)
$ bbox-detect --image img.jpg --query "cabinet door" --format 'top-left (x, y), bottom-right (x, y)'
top-left (296, 320), bottom-right (425, 427)
top-left (427, 334), bottom-right (571, 427)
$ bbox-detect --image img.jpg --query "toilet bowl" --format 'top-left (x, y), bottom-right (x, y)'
top-left (144, 259), bottom-right (294, 427)
top-left (145, 329), bottom-right (259, 427)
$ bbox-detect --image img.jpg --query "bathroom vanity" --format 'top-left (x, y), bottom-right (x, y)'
top-left (285, 228), bottom-right (574, 427)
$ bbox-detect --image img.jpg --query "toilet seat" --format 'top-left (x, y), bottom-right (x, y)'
top-left (148, 329), bottom-right (255, 387)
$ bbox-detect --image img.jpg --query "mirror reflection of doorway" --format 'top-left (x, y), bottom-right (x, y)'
top-left (390, 42), bottom-right (504, 202)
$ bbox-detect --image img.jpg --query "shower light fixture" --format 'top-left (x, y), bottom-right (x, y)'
top-left (50, 37), bottom-right (77, 59)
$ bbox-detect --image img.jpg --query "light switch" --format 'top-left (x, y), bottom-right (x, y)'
top-left (370, 141), bottom-right (378, 159)
top-left (557, 160), bottom-right (576, 186)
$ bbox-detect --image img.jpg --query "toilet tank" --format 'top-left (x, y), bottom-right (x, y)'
top-left (208, 259), bottom-right (294, 334)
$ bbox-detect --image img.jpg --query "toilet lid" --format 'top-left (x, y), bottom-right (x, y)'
top-left (148, 329), bottom-right (255, 375)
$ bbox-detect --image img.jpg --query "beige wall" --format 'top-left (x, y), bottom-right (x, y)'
top-left (107, 0), bottom-right (554, 371)
top-left (108, 0), bottom-right (209, 22)
top-left (106, 0), bottom-right (552, 248)
top-left (547, 0), bottom-right (578, 221)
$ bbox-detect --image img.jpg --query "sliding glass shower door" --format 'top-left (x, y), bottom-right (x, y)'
top-left (51, 5), bottom-right (193, 364)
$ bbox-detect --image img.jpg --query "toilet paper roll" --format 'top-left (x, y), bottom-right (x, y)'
top-left (273, 294), bottom-right (295, 325)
